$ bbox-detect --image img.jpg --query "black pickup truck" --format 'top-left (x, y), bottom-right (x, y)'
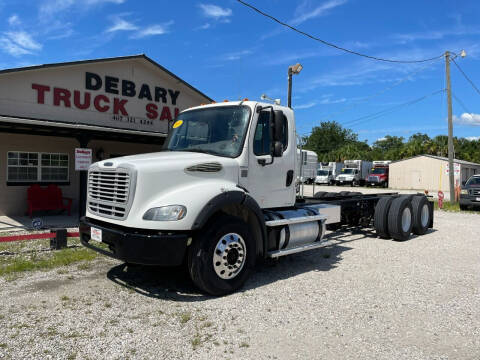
top-left (460, 175), bottom-right (480, 210)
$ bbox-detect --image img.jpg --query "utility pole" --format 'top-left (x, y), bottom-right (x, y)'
top-left (445, 51), bottom-right (455, 203)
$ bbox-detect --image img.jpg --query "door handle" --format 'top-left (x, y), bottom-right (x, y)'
top-left (286, 170), bottom-right (294, 186)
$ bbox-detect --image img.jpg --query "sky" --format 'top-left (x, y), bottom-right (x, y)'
top-left (0, 0), bottom-right (479, 144)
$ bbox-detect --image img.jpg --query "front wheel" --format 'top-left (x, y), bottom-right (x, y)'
top-left (187, 215), bottom-right (255, 296)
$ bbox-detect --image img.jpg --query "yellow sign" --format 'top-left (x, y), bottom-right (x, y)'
top-left (173, 120), bottom-right (183, 128)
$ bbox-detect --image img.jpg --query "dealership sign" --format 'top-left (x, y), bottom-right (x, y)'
top-left (32, 72), bottom-right (181, 130)
top-left (75, 148), bottom-right (92, 171)
top-left (0, 58), bottom-right (209, 134)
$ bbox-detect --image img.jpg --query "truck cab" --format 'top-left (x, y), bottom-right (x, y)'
top-left (366, 160), bottom-right (390, 188)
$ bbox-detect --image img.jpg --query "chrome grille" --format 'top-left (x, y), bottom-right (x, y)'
top-left (472, 189), bottom-right (480, 196)
top-left (368, 176), bottom-right (379, 182)
top-left (87, 168), bottom-right (134, 219)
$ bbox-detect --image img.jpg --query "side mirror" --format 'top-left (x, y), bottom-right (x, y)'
top-left (273, 141), bottom-right (283, 157)
top-left (462, 181), bottom-right (466, 186)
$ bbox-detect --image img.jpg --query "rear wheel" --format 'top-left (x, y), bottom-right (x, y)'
top-left (324, 192), bottom-right (339, 198)
top-left (339, 191), bottom-right (350, 196)
top-left (460, 204), bottom-right (468, 211)
top-left (387, 196), bottom-right (413, 241)
top-left (187, 215), bottom-right (255, 296)
top-left (314, 191), bottom-right (327, 198)
top-left (374, 196), bottom-right (394, 239)
top-left (411, 195), bottom-right (431, 235)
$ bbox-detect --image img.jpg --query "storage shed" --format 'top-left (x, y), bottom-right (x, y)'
top-left (389, 154), bottom-right (480, 192)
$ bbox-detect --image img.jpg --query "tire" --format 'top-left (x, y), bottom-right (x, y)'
top-left (339, 191), bottom-right (350, 196)
top-left (374, 196), bottom-right (394, 239)
top-left (187, 215), bottom-right (255, 296)
top-left (314, 191), bottom-right (327, 198)
top-left (348, 192), bottom-right (362, 196)
top-left (323, 192), bottom-right (339, 198)
top-left (411, 195), bottom-right (431, 235)
top-left (460, 204), bottom-right (468, 211)
top-left (352, 180), bottom-right (358, 187)
top-left (387, 196), bottom-right (413, 241)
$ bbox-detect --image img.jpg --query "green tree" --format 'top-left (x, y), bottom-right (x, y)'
top-left (303, 121), bottom-right (358, 161)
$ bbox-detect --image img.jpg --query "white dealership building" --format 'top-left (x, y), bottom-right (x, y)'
top-left (0, 55), bottom-right (211, 216)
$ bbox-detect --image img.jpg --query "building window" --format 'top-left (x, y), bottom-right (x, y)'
top-left (7, 152), bottom-right (69, 183)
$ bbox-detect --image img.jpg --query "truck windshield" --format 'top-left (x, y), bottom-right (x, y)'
top-left (466, 177), bottom-right (480, 186)
top-left (342, 169), bottom-right (355, 174)
top-left (317, 170), bottom-right (329, 176)
top-left (164, 106), bottom-right (251, 158)
top-left (371, 168), bottom-right (387, 174)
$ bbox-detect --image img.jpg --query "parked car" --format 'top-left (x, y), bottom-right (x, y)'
top-left (460, 175), bottom-right (480, 210)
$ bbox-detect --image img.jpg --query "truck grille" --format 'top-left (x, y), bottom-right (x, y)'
top-left (472, 189), bottom-right (480, 196)
top-left (368, 176), bottom-right (379, 182)
top-left (87, 168), bottom-right (134, 220)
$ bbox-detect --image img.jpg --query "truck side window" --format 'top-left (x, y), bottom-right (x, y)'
top-left (253, 112), bottom-right (271, 156)
top-left (253, 111), bottom-right (288, 156)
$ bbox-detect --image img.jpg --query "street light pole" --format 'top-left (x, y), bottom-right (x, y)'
top-left (287, 68), bottom-right (293, 108)
top-left (445, 51), bottom-right (455, 203)
top-left (287, 63), bottom-right (303, 109)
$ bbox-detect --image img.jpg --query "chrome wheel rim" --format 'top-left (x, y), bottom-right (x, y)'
top-left (401, 207), bottom-right (412, 233)
top-left (420, 204), bottom-right (429, 227)
top-left (212, 233), bottom-right (246, 280)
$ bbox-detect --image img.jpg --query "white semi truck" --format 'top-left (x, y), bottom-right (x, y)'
top-left (80, 101), bottom-right (433, 295)
top-left (335, 159), bottom-right (372, 186)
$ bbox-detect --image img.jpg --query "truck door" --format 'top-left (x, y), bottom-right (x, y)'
top-left (241, 110), bottom-right (295, 208)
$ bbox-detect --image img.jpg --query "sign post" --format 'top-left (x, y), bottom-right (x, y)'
top-left (75, 145), bottom-right (91, 220)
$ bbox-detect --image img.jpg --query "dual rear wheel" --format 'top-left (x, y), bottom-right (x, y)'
top-left (374, 195), bottom-right (432, 241)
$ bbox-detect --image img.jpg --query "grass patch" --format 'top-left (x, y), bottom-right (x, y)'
top-left (433, 200), bottom-right (460, 212)
top-left (0, 343), bottom-right (6, 348)
top-left (0, 240), bottom-right (98, 277)
top-left (239, 342), bottom-right (249, 348)
top-left (178, 311), bottom-right (192, 324)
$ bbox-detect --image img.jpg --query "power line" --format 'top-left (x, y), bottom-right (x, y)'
top-left (451, 92), bottom-right (472, 114)
top-left (314, 59), bottom-right (443, 122)
top-left (299, 89), bottom-right (445, 137)
top-left (236, 0), bottom-right (445, 64)
top-left (451, 58), bottom-right (480, 97)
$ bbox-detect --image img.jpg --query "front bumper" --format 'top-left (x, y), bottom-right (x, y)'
top-left (459, 195), bottom-right (480, 208)
top-left (79, 217), bottom-right (189, 266)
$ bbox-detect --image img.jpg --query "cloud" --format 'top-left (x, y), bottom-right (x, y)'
top-left (453, 113), bottom-right (480, 126)
top-left (376, 137), bottom-right (387, 142)
top-left (106, 15), bottom-right (138, 32)
top-left (262, 0), bottom-right (347, 40)
top-left (220, 49), bottom-right (252, 61)
top-left (130, 21), bottom-right (174, 39)
top-left (295, 102), bottom-right (317, 110)
top-left (39, 0), bottom-right (125, 18)
top-left (466, 136), bottom-right (480, 141)
top-left (393, 27), bottom-right (480, 44)
top-left (199, 4), bottom-right (232, 19)
top-left (196, 23), bottom-right (211, 30)
top-left (8, 15), bottom-right (21, 26)
top-left (319, 97), bottom-right (346, 105)
top-left (0, 31), bottom-right (42, 56)
top-left (291, 0), bottom-right (347, 26)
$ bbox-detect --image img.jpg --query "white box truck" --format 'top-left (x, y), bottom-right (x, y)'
top-left (296, 149), bottom-right (317, 184)
top-left (80, 101), bottom-right (433, 295)
top-left (335, 160), bottom-right (373, 186)
top-left (316, 162), bottom-right (342, 185)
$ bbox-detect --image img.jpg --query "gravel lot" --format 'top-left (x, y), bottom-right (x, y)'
top-left (0, 210), bottom-right (479, 360)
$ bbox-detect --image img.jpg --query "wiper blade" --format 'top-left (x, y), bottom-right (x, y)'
top-left (178, 149), bottom-right (223, 156)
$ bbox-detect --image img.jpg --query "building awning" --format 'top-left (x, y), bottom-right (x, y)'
top-left (0, 115), bottom-right (168, 144)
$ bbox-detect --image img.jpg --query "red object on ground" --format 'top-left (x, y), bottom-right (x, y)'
top-left (438, 191), bottom-right (444, 208)
top-left (27, 184), bottom-right (73, 217)
top-left (0, 232), bottom-right (79, 243)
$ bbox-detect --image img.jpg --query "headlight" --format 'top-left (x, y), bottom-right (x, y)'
top-left (143, 205), bottom-right (187, 221)
top-left (461, 189), bottom-right (468, 195)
